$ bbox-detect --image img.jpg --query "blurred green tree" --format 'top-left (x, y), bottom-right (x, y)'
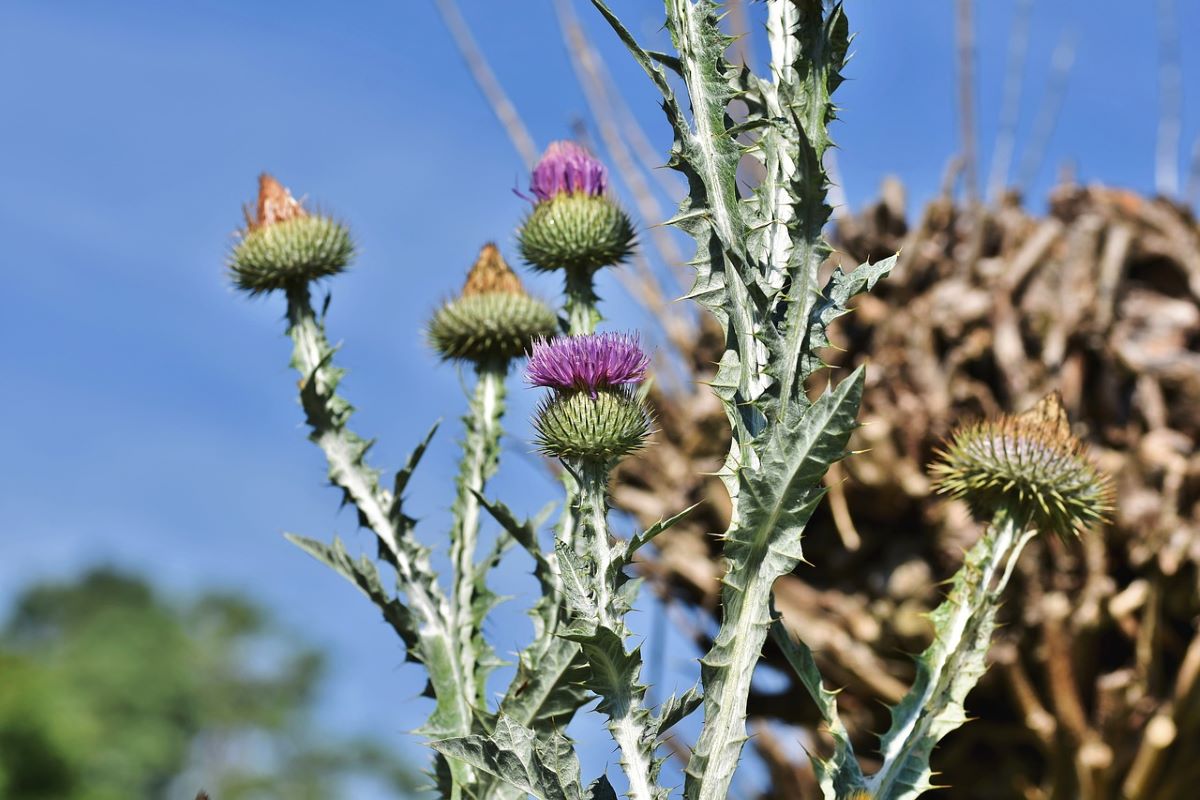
top-left (0, 568), bottom-right (421, 799)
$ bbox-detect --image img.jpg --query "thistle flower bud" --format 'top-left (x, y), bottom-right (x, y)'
top-left (426, 244), bottom-right (558, 365)
top-left (518, 142), bottom-right (634, 274)
top-left (931, 392), bottom-right (1113, 537)
top-left (526, 332), bottom-right (651, 464)
top-left (228, 174), bottom-right (354, 294)
top-left (534, 388), bottom-right (650, 463)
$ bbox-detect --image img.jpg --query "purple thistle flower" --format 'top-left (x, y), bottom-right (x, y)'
top-left (526, 332), bottom-right (648, 397)
top-left (530, 141), bottom-right (607, 202)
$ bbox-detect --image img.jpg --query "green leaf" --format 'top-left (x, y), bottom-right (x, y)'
top-left (655, 685), bottom-right (703, 736)
top-left (476, 496), bottom-right (592, 738)
top-left (284, 534), bottom-right (419, 654)
top-left (797, 254), bottom-right (897, 385)
top-left (431, 716), bottom-right (584, 800)
top-left (624, 503), bottom-right (699, 560)
top-left (770, 619), bottom-right (865, 797)
top-left (686, 369), bottom-right (865, 800)
top-left (587, 775), bottom-right (619, 800)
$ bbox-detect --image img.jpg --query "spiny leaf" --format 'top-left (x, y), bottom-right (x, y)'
top-left (431, 716), bottom-right (584, 800)
top-left (284, 533), bottom-right (419, 653)
top-left (587, 775), bottom-right (619, 800)
top-left (624, 503), bottom-right (700, 559)
top-left (770, 619), bottom-right (865, 796)
top-left (655, 685), bottom-right (703, 736)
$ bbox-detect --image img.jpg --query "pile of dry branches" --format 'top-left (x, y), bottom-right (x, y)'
top-left (615, 179), bottom-right (1200, 800)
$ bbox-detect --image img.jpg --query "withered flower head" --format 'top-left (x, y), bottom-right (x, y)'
top-left (931, 392), bottom-right (1114, 537)
top-left (426, 244), bottom-right (558, 365)
top-left (461, 242), bottom-right (525, 296)
top-left (228, 172), bottom-right (353, 294)
top-left (244, 173), bottom-right (308, 230)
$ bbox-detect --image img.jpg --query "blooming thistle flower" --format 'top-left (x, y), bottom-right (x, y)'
top-left (426, 244), bottom-right (558, 365)
top-left (931, 392), bottom-right (1114, 538)
top-left (526, 333), bottom-right (649, 397)
top-left (518, 141), bottom-right (635, 274)
top-left (228, 173), bottom-right (354, 294)
top-left (530, 141), bottom-right (607, 201)
top-left (527, 332), bottom-right (651, 464)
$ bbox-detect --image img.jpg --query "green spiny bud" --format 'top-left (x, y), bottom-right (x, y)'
top-left (931, 392), bottom-right (1114, 537)
top-left (534, 388), bottom-right (650, 464)
top-left (228, 174), bottom-right (353, 294)
top-left (518, 193), bottom-right (635, 274)
top-left (426, 244), bottom-right (558, 364)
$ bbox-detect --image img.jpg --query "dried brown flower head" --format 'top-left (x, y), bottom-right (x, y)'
top-left (462, 243), bottom-right (525, 296)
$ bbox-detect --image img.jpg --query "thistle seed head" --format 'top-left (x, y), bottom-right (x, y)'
top-left (931, 392), bottom-right (1114, 537)
top-left (517, 192), bottom-right (635, 274)
top-left (228, 173), bottom-right (353, 294)
top-left (525, 333), bottom-right (648, 397)
top-left (427, 244), bottom-right (558, 365)
top-left (530, 140), bottom-right (607, 201)
top-left (534, 388), bottom-right (651, 464)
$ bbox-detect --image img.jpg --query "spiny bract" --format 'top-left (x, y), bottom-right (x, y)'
top-left (228, 174), bottom-right (353, 294)
top-left (427, 243), bottom-right (558, 364)
top-left (518, 193), bottom-right (635, 274)
top-left (931, 393), bottom-right (1113, 537)
top-left (427, 292), bottom-right (558, 364)
top-left (534, 389), bottom-right (650, 463)
top-left (230, 216), bottom-right (354, 293)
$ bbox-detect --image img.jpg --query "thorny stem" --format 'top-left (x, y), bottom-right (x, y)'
top-left (449, 358), bottom-right (508, 710)
top-left (564, 268), bottom-right (602, 336)
top-left (283, 283), bottom-right (475, 795)
top-left (868, 511), bottom-right (1036, 799)
top-left (574, 460), bottom-right (663, 800)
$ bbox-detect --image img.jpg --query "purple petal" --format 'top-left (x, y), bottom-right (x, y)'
top-left (530, 141), bottom-right (608, 202)
top-left (526, 332), bottom-right (648, 395)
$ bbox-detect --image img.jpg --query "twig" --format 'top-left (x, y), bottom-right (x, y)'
top-left (1155, 0), bottom-right (1182, 197)
top-left (954, 0), bottom-right (979, 203)
top-left (987, 0), bottom-right (1033, 201)
top-left (433, 0), bottom-right (538, 168)
top-left (823, 462), bottom-right (861, 551)
top-left (1186, 135), bottom-right (1200, 208)
top-left (1016, 28), bottom-right (1076, 192)
top-left (996, 644), bottom-right (1056, 750)
top-left (553, 0), bottom-right (689, 276)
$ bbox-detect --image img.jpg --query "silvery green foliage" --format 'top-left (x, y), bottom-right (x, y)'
top-left (278, 282), bottom-right (600, 800)
top-left (242, 2), bottom-right (1066, 798)
top-left (588, 1), bottom-right (892, 797)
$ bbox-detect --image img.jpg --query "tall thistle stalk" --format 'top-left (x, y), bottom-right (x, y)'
top-left (227, 179), bottom-right (474, 777)
top-left (428, 242), bottom-right (559, 719)
top-left (528, 335), bottom-right (661, 800)
top-left (589, 2), bottom-right (889, 797)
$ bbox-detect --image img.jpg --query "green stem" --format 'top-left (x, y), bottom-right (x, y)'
top-left (283, 284), bottom-right (475, 796)
top-left (564, 267), bottom-right (601, 336)
top-left (573, 461), bottom-right (664, 800)
top-left (867, 511), bottom-right (1035, 800)
top-left (577, 463), bottom-right (616, 621)
top-left (449, 359), bottom-right (508, 711)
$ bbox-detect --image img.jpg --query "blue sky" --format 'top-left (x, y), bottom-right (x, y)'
top-left (2, 0), bottom-right (1197, 796)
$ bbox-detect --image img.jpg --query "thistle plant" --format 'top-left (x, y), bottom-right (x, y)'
top-left (226, 3), bottom-right (1114, 799)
